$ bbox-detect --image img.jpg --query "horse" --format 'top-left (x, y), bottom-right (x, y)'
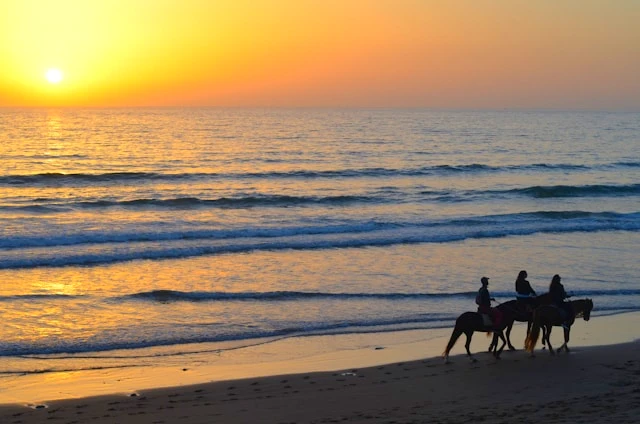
top-left (524, 298), bottom-right (593, 355)
top-left (443, 302), bottom-right (517, 363)
top-left (488, 292), bottom-right (554, 351)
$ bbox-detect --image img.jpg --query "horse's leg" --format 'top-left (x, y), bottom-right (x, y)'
top-left (541, 324), bottom-right (547, 348)
top-left (557, 327), bottom-right (570, 353)
top-left (506, 321), bottom-right (516, 351)
top-left (494, 331), bottom-right (507, 359)
top-left (488, 333), bottom-right (498, 352)
top-left (464, 331), bottom-right (476, 362)
top-left (545, 325), bottom-right (555, 355)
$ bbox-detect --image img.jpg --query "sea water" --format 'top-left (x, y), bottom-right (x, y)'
top-left (0, 108), bottom-right (638, 376)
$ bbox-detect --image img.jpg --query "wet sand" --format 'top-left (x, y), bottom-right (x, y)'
top-left (1, 313), bottom-right (639, 423)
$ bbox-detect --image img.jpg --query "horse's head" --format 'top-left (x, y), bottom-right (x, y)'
top-left (573, 298), bottom-right (594, 321)
top-left (582, 298), bottom-right (594, 321)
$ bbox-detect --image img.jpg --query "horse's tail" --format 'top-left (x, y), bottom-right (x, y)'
top-left (524, 310), bottom-right (541, 353)
top-left (442, 324), bottom-right (463, 358)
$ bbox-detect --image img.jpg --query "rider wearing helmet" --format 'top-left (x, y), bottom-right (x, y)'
top-left (476, 276), bottom-right (501, 327)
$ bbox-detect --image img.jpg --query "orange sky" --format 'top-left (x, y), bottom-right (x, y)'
top-left (1, 0), bottom-right (639, 109)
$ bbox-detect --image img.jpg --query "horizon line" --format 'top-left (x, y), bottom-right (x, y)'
top-left (1, 106), bottom-right (639, 113)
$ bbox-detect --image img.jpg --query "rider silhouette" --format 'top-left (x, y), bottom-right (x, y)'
top-left (549, 274), bottom-right (573, 329)
top-left (476, 276), bottom-right (501, 327)
top-left (515, 270), bottom-right (537, 311)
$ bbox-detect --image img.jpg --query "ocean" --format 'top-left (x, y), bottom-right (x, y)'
top-left (0, 108), bottom-right (638, 376)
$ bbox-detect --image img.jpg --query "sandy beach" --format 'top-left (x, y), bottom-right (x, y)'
top-left (1, 312), bottom-right (639, 424)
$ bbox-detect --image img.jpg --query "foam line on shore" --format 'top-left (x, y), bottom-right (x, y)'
top-left (0, 311), bottom-right (638, 407)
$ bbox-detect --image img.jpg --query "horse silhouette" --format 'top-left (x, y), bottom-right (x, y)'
top-left (488, 292), bottom-right (554, 352)
top-left (443, 302), bottom-right (517, 363)
top-left (524, 298), bottom-right (593, 355)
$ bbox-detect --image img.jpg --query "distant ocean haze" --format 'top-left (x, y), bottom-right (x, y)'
top-left (0, 109), bottom-right (638, 368)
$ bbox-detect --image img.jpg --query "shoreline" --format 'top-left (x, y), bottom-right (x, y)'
top-left (1, 343), bottom-right (639, 424)
top-left (1, 311), bottom-right (639, 408)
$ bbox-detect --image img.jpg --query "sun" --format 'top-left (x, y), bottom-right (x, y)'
top-left (45, 68), bottom-right (64, 84)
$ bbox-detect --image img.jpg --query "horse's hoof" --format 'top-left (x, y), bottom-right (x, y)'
top-left (508, 346), bottom-right (516, 351)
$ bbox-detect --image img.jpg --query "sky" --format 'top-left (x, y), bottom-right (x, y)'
top-left (1, 0), bottom-right (639, 109)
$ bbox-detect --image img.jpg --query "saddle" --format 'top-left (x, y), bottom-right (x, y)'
top-left (481, 314), bottom-right (493, 327)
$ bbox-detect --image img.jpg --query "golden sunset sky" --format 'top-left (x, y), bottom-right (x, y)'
top-left (1, 0), bottom-right (638, 109)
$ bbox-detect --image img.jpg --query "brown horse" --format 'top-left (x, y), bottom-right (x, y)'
top-left (524, 298), bottom-right (593, 355)
top-left (443, 302), bottom-right (517, 363)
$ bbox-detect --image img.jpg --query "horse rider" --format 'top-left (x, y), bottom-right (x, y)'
top-left (549, 274), bottom-right (573, 329)
top-left (515, 270), bottom-right (537, 312)
top-left (476, 276), bottom-right (501, 327)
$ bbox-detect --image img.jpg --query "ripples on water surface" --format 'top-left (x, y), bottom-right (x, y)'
top-left (0, 109), bottom-right (638, 370)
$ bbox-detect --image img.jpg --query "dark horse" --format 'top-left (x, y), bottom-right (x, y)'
top-left (524, 298), bottom-right (594, 355)
top-left (443, 302), bottom-right (516, 363)
top-left (488, 292), bottom-right (554, 351)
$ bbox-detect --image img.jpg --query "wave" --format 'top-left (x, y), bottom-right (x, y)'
top-left (0, 211), bottom-right (638, 268)
top-left (123, 290), bottom-right (477, 302)
top-left (505, 183), bottom-right (640, 199)
top-left (1, 302), bottom-right (637, 357)
top-left (0, 314), bottom-right (453, 357)
top-left (0, 205), bottom-right (61, 213)
top-left (0, 195), bottom-right (375, 212)
top-left (615, 161), bottom-right (640, 168)
top-left (121, 288), bottom-right (640, 303)
top-left (2, 288), bottom-right (638, 304)
top-left (1, 195), bottom-right (370, 212)
top-left (2, 183), bottom-right (638, 214)
top-left (0, 172), bottom-right (167, 185)
top-left (1, 162), bottom-right (636, 186)
top-left (77, 195), bottom-right (369, 209)
top-left (0, 222), bottom-right (385, 249)
top-left (0, 294), bottom-right (81, 302)
top-left (0, 210), bottom-right (640, 249)
top-left (2, 210), bottom-right (637, 250)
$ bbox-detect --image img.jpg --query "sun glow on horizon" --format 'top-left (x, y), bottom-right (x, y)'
top-left (45, 68), bottom-right (64, 84)
top-left (1, 1), bottom-right (639, 109)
